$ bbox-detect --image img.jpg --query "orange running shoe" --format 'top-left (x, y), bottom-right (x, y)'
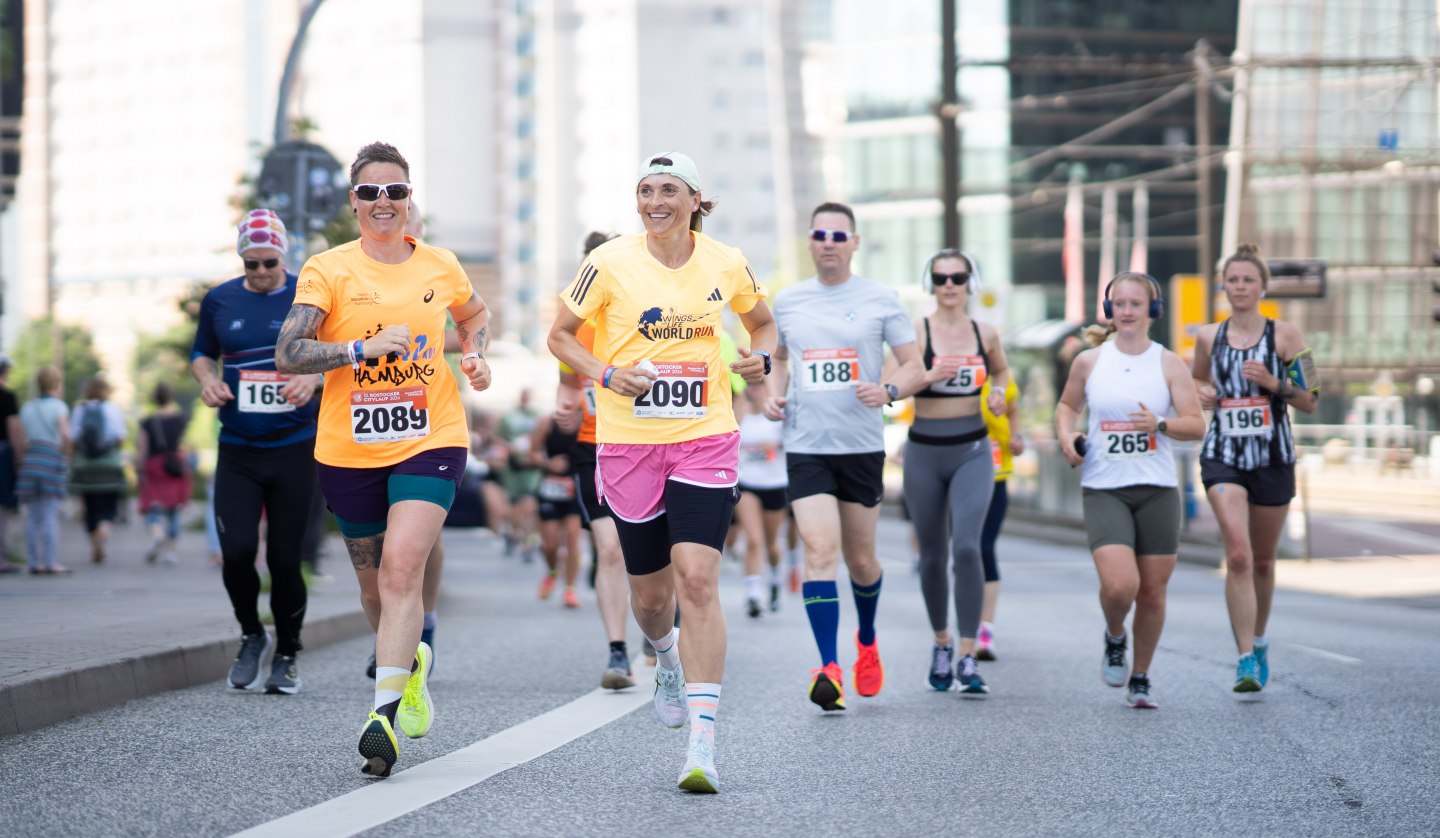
top-left (538, 574), bottom-right (557, 600)
top-left (854, 631), bottom-right (884, 697)
top-left (808, 661), bottom-right (846, 711)
top-left (788, 566), bottom-right (801, 594)
top-left (563, 587), bottom-right (580, 609)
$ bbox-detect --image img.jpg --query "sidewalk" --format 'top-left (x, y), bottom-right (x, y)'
top-left (0, 504), bottom-right (368, 736)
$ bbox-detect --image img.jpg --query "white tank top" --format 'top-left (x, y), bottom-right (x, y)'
top-left (1081, 340), bottom-right (1177, 490)
top-left (738, 413), bottom-right (787, 489)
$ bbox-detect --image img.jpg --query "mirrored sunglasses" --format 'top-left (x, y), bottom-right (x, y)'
top-left (810, 228), bottom-right (851, 244)
top-left (353, 182), bottom-right (412, 202)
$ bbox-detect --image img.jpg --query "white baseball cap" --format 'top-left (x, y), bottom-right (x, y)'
top-left (637, 152), bottom-right (701, 192)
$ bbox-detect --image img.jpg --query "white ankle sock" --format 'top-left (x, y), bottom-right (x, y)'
top-left (744, 574), bottom-right (764, 600)
top-left (687, 682), bottom-right (720, 740)
top-left (649, 627), bottom-right (681, 670)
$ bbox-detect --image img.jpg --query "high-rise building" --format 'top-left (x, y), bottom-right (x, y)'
top-left (1226, 0), bottom-right (1440, 424)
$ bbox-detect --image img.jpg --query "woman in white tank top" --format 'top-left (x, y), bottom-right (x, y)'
top-left (1055, 273), bottom-right (1205, 709)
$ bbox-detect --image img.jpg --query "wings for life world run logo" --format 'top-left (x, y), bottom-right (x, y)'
top-left (637, 307), bottom-right (715, 341)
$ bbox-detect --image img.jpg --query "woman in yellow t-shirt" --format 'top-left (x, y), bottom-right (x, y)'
top-left (276, 141), bottom-right (492, 778)
top-left (548, 152), bottom-right (776, 794)
top-left (978, 375), bottom-right (1021, 661)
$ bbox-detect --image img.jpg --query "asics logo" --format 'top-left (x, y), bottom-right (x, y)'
top-left (438, 465), bottom-right (449, 471)
top-left (424, 289), bottom-right (435, 303)
top-left (707, 288), bottom-right (723, 302)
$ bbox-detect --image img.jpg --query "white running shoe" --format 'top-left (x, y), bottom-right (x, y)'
top-left (677, 733), bottom-right (719, 793)
top-left (653, 663), bottom-right (687, 730)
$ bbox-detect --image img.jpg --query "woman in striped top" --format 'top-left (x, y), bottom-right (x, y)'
top-left (1192, 243), bottom-right (1319, 694)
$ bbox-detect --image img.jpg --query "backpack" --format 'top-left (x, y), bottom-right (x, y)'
top-left (79, 403), bottom-right (111, 459)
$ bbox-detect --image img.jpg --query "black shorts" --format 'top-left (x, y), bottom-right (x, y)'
top-left (572, 446), bottom-right (609, 527)
top-left (1200, 458), bottom-right (1295, 507)
top-left (612, 481), bottom-right (738, 576)
top-left (538, 498), bottom-right (580, 521)
top-left (740, 484), bottom-right (788, 512)
top-left (786, 452), bottom-right (885, 507)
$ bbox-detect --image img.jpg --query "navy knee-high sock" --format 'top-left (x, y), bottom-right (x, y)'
top-left (802, 580), bottom-right (840, 666)
top-left (852, 574), bottom-right (882, 646)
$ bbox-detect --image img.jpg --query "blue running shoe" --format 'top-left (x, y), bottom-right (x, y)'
top-left (928, 644), bottom-right (955, 692)
top-left (1254, 642), bottom-right (1269, 687)
top-left (956, 654), bottom-right (988, 698)
top-left (1234, 653), bottom-right (1262, 693)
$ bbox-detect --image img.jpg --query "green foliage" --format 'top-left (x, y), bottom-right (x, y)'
top-left (131, 322), bottom-right (200, 413)
top-left (8, 318), bottom-right (103, 403)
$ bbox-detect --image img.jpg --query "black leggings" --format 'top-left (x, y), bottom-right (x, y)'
top-left (979, 481), bottom-right (1008, 584)
top-left (214, 439), bottom-right (318, 655)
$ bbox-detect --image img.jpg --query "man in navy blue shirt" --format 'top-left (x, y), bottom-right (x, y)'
top-left (191, 209), bottom-right (322, 695)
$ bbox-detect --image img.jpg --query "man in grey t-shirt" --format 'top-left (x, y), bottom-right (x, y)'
top-left (763, 201), bottom-right (925, 712)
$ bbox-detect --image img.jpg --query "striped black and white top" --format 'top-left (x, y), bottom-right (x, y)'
top-left (1201, 318), bottom-right (1295, 470)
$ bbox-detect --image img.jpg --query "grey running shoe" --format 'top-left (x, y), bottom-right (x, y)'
top-left (1126, 674), bottom-right (1157, 709)
top-left (1102, 633), bottom-right (1129, 687)
top-left (928, 644), bottom-right (955, 692)
top-left (957, 653), bottom-right (989, 697)
top-left (677, 733), bottom-right (719, 793)
top-left (264, 654), bottom-right (301, 695)
top-left (228, 633), bottom-right (274, 690)
top-left (654, 663), bottom-right (687, 729)
top-left (601, 647), bottom-right (636, 691)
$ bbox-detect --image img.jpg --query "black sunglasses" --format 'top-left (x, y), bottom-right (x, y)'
top-left (353, 182), bottom-right (412, 202)
top-left (931, 272), bottom-right (970, 287)
top-left (244, 258), bottom-right (280, 270)
top-left (810, 229), bottom-right (851, 244)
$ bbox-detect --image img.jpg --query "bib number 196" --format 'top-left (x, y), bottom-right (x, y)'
top-left (351, 387), bottom-right (431, 444)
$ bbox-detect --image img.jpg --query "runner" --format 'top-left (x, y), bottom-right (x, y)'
top-left (548, 152), bottom-right (775, 793)
top-left (735, 382), bottom-right (787, 618)
top-left (764, 202), bottom-right (925, 712)
top-left (530, 408), bottom-right (582, 608)
top-left (898, 249), bottom-right (1011, 696)
top-left (1192, 243), bottom-right (1319, 693)
top-left (191, 208), bottom-right (321, 694)
top-left (275, 142), bottom-right (493, 777)
top-left (977, 371), bottom-right (1022, 661)
top-left (1055, 272), bottom-right (1204, 709)
top-left (557, 231), bottom-right (640, 690)
top-left (498, 389), bottom-right (542, 561)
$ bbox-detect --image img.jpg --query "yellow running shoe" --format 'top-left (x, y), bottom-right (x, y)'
top-left (397, 641), bottom-right (435, 739)
top-left (358, 711), bottom-right (399, 778)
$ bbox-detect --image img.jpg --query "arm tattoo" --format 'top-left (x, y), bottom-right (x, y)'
top-left (342, 533), bottom-right (385, 571)
top-left (275, 304), bottom-right (348, 374)
top-left (473, 324), bottom-right (488, 353)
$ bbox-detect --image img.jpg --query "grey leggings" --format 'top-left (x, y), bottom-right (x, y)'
top-left (903, 415), bottom-right (995, 639)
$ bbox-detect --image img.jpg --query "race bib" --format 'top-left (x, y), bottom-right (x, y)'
top-left (237, 370), bottom-right (296, 414)
top-left (582, 384), bottom-right (597, 416)
top-left (1218, 397), bottom-right (1272, 437)
top-left (350, 387), bottom-right (430, 444)
top-left (1100, 420), bottom-right (1156, 460)
top-left (801, 348), bottom-right (859, 391)
top-left (931, 355), bottom-right (987, 396)
top-left (633, 362), bottom-right (708, 419)
top-left (538, 475), bottom-right (576, 501)
top-left (741, 444), bottom-right (780, 465)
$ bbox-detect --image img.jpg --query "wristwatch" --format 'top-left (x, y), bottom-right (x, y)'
top-left (754, 350), bottom-right (772, 376)
top-left (1157, 418), bottom-right (1168, 435)
top-left (885, 383), bottom-right (900, 404)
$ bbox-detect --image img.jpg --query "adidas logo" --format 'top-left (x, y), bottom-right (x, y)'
top-left (714, 470), bottom-right (727, 479)
top-left (707, 288), bottom-right (723, 302)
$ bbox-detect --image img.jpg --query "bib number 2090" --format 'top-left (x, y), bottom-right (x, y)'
top-left (633, 362), bottom-right (708, 419)
top-left (351, 387), bottom-right (431, 444)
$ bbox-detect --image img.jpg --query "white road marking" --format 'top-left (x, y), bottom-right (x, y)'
top-left (232, 683), bottom-right (652, 838)
top-left (1284, 642), bottom-right (1362, 665)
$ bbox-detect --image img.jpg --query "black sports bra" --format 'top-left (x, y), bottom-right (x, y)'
top-left (916, 318), bottom-right (990, 399)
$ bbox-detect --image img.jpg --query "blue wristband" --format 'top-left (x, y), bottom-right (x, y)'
top-left (352, 339), bottom-right (365, 365)
top-left (601, 365), bottom-right (618, 389)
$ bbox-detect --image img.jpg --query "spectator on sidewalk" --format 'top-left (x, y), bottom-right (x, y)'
top-left (135, 382), bottom-right (193, 565)
top-left (69, 375), bottom-right (128, 564)
top-left (16, 366), bottom-right (71, 574)
top-left (0, 355), bottom-right (20, 572)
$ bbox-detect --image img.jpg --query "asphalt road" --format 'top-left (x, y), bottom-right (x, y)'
top-left (2, 522), bottom-right (1435, 837)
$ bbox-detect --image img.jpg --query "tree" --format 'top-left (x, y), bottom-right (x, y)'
top-left (8, 318), bottom-right (103, 404)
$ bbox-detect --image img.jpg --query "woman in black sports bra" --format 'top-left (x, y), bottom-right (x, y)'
top-left (895, 249), bottom-right (1011, 696)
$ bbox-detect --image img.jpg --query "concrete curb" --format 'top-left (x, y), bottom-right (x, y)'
top-left (0, 608), bottom-right (371, 737)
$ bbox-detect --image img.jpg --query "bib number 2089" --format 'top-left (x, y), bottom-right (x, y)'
top-left (351, 387), bottom-right (431, 443)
